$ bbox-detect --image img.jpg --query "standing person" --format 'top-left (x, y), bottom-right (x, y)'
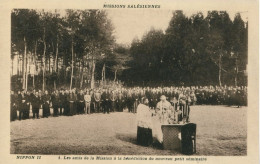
top-left (69, 89), bottom-right (77, 116)
top-left (102, 89), bottom-right (110, 114)
top-left (17, 90), bottom-right (22, 120)
top-left (126, 89), bottom-right (133, 113)
top-left (94, 89), bottom-right (101, 113)
top-left (10, 91), bottom-right (17, 121)
top-left (136, 98), bottom-right (153, 146)
top-left (170, 96), bottom-right (178, 112)
top-left (89, 89), bottom-right (95, 113)
top-left (184, 91), bottom-right (196, 123)
top-left (133, 89), bottom-right (139, 113)
top-left (149, 89), bottom-right (157, 108)
top-left (190, 91), bottom-right (197, 105)
top-left (236, 87), bottom-right (243, 107)
top-left (140, 88), bottom-right (146, 104)
top-left (31, 91), bottom-right (41, 119)
top-left (77, 90), bottom-right (85, 114)
top-left (166, 88), bottom-right (172, 102)
top-left (99, 89), bottom-right (104, 113)
top-left (178, 91), bottom-right (187, 122)
top-left (64, 90), bottom-right (70, 115)
top-left (156, 95), bottom-right (172, 124)
top-left (84, 90), bottom-right (91, 114)
top-left (51, 90), bottom-right (60, 117)
top-left (59, 89), bottom-right (66, 115)
top-left (117, 90), bottom-right (124, 112)
top-left (165, 102), bottom-right (178, 124)
top-left (24, 91), bottom-right (31, 119)
top-left (186, 93), bottom-right (192, 123)
top-left (110, 90), bottom-right (117, 112)
top-left (19, 90), bottom-right (27, 120)
top-left (154, 95), bottom-right (172, 143)
top-left (42, 90), bottom-right (51, 118)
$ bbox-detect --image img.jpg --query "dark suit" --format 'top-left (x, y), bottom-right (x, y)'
top-left (10, 93), bottom-right (18, 121)
top-left (69, 93), bottom-right (77, 115)
top-left (102, 92), bottom-right (110, 114)
top-left (133, 92), bottom-right (139, 113)
top-left (31, 95), bottom-right (41, 118)
top-left (24, 94), bottom-right (31, 119)
top-left (51, 93), bottom-right (60, 116)
top-left (42, 94), bottom-right (51, 118)
top-left (19, 94), bottom-right (27, 120)
top-left (77, 93), bottom-right (85, 114)
top-left (126, 92), bottom-right (133, 112)
top-left (110, 92), bottom-right (117, 112)
top-left (64, 93), bottom-right (70, 115)
top-left (59, 93), bottom-right (66, 115)
top-left (117, 92), bottom-right (124, 112)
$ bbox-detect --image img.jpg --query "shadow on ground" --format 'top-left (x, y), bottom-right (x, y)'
top-left (115, 133), bottom-right (164, 150)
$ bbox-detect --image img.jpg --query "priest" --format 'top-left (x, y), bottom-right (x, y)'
top-left (136, 98), bottom-right (153, 146)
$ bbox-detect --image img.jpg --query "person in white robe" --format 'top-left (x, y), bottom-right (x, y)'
top-left (152, 95), bottom-right (172, 143)
top-left (136, 98), bottom-right (153, 146)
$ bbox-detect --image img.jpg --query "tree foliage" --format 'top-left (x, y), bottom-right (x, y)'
top-left (11, 10), bottom-right (248, 90)
top-left (123, 11), bottom-right (248, 87)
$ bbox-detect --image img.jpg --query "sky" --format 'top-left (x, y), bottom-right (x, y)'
top-left (47, 9), bottom-right (248, 45)
top-left (105, 10), bottom-right (248, 45)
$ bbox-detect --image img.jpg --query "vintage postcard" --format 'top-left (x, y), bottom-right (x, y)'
top-left (0, 0), bottom-right (258, 163)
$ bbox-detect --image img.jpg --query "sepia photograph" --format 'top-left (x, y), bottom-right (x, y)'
top-left (9, 8), bottom-right (250, 156)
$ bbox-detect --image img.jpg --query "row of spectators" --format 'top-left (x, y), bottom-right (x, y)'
top-left (10, 85), bottom-right (247, 121)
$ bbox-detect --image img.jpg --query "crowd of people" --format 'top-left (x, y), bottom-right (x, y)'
top-left (10, 85), bottom-right (247, 121)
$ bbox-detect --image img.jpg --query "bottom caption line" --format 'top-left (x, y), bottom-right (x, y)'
top-left (16, 155), bottom-right (207, 162)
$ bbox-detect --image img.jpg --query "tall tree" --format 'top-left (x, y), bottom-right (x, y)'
top-left (65, 9), bottom-right (81, 90)
top-left (164, 11), bottom-right (191, 84)
top-left (231, 13), bottom-right (247, 86)
top-left (206, 11), bottom-right (233, 86)
top-left (11, 9), bottom-right (41, 91)
top-left (110, 45), bottom-right (131, 82)
top-left (80, 10), bottom-right (115, 88)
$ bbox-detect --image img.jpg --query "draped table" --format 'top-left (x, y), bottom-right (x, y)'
top-left (161, 123), bottom-right (196, 154)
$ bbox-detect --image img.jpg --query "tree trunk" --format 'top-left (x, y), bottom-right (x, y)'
top-left (218, 54), bottom-right (222, 87)
top-left (54, 37), bottom-right (59, 90)
top-left (22, 36), bottom-right (27, 90)
top-left (90, 56), bottom-right (95, 89)
top-left (234, 56), bottom-right (238, 86)
top-left (32, 56), bottom-right (35, 89)
top-left (114, 69), bottom-right (117, 82)
top-left (104, 64), bottom-right (106, 85)
top-left (63, 50), bottom-right (66, 84)
top-left (101, 64), bottom-right (104, 82)
top-left (40, 54), bottom-right (43, 73)
top-left (80, 60), bottom-right (84, 89)
top-left (101, 63), bottom-right (106, 85)
top-left (54, 81), bottom-right (56, 90)
top-left (49, 54), bottom-right (51, 73)
top-left (70, 38), bottom-right (74, 91)
top-left (55, 35), bottom-right (59, 72)
top-left (17, 54), bottom-right (20, 76)
top-left (33, 41), bottom-right (37, 89)
top-left (25, 53), bottom-right (29, 91)
top-left (42, 28), bottom-right (46, 91)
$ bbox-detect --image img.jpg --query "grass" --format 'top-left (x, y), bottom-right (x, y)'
top-left (10, 105), bottom-right (247, 155)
